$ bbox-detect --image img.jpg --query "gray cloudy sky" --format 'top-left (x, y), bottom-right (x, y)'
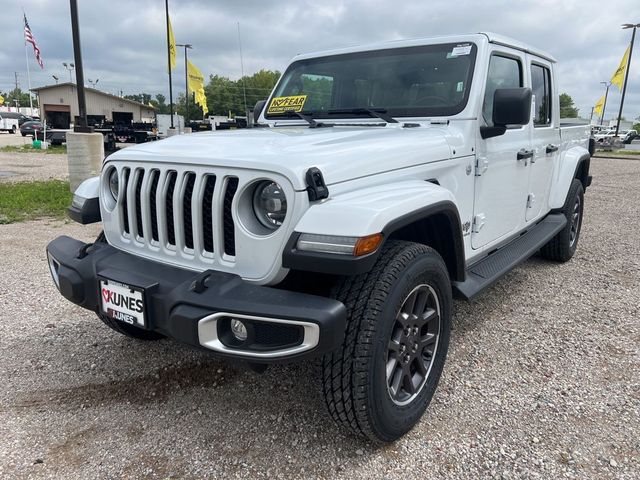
top-left (1, 0), bottom-right (638, 121)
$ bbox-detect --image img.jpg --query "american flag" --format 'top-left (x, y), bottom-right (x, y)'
top-left (24, 14), bottom-right (44, 69)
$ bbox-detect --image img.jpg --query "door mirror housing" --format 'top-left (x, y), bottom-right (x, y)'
top-left (481, 87), bottom-right (532, 139)
top-left (253, 100), bottom-right (267, 124)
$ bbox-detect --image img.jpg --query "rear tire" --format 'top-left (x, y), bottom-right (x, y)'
top-left (321, 240), bottom-right (452, 442)
top-left (11, 125), bottom-right (16, 134)
top-left (540, 178), bottom-right (584, 262)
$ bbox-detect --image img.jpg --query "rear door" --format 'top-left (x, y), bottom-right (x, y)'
top-left (526, 58), bottom-right (559, 222)
top-left (472, 49), bottom-right (531, 249)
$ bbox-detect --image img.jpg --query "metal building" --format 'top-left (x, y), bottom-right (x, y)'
top-left (31, 83), bottom-right (155, 128)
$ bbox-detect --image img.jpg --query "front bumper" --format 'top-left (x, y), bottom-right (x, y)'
top-left (46, 235), bottom-right (346, 363)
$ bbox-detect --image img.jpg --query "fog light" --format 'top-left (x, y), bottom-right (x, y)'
top-left (230, 319), bottom-right (248, 342)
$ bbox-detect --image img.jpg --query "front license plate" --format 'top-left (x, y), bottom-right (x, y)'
top-left (99, 278), bottom-right (146, 327)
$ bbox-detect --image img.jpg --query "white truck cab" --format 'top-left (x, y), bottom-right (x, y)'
top-left (47, 32), bottom-right (592, 442)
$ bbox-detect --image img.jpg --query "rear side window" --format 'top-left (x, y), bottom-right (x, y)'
top-left (531, 64), bottom-right (551, 126)
top-left (482, 54), bottom-right (522, 126)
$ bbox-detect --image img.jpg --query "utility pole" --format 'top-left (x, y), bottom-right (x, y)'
top-left (599, 81), bottom-right (610, 126)
top-left (69, 0), bottom-right (90, 131)
top-left (165, 0), bottom-right (174, 129)
top-left (176, 43), bottom-right (193, 124)
top-left (615, 23), bottom-right (639, 136)
top-left (14, 72), bottom-right (19, 91)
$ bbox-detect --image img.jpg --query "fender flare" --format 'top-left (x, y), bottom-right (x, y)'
top-left (549, 146), bottom-right (590, 209)
top-left (283, 180), bottom-right (465, 279)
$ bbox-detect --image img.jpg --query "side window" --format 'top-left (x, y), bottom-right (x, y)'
top-left (531, 64), bottom-right (551, 126)
top-left (482, 54), bottom-right (522, 126)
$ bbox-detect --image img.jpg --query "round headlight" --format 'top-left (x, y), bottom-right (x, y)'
top-left (252, 181), bottom-right (287, 229)
top-left (108, 169), bottom-right (119, 201)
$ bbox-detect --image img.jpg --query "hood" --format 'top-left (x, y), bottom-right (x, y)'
top-left (108, 124), bottom-right (453, 190)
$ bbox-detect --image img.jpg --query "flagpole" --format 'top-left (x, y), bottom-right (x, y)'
top-left (23, 14), bottom-right (34, 113)
top-left (165, 0), bottom-right (174, 129)
top-left (615, 24), bottom-right (637, 137)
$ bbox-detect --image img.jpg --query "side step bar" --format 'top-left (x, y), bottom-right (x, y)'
top-left (453, 213), bottom-right (566, 300)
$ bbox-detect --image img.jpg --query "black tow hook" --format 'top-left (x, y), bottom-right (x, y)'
top-left (189, 270), bottom-right (216, 293)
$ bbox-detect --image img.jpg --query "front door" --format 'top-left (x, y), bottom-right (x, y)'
top-left (472, 50), bottom-right (531, 249)
top-left (526, 58), bottom-right (559, 222)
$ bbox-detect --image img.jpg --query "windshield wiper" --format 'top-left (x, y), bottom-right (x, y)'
top-left (283, 110), bottom-right (329, 128)
top-left (327, 108), bottom-right (398, 123)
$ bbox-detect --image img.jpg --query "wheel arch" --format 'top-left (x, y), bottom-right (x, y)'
top-left (384, 204), bottom-right (465, 282)
top-left (283, 180), bottom-right (466, 282)
top-left (549, 146), bottom-right (590, 209)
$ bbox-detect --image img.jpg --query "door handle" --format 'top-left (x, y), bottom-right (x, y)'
top-left (517, 149), bottom-right (534, 160)
top-left (546, 144), bottom-right (559, 154)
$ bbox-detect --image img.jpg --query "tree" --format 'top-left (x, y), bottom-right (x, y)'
top-left (559, 93), bottom-right (578, 118)
top-left (204, 69), bottom-right (280, 116)
top-left (0, 88), bottom-right (35, 108)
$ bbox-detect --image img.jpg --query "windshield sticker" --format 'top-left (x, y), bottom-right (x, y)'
top-left (449, 44), bottom-right (472, 57)
top-left (267, 95), bottom-right (308, 114)
top-left (456, 81), bottom-right (464, 92)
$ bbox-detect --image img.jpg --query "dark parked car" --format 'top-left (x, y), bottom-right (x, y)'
top-left (20, 121), bottom-right (43, 137)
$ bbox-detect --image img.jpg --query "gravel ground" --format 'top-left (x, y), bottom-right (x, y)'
top-left (0, 133), bottom-right (69, 183)
top-left (0, 157), bottom-right (638, 479)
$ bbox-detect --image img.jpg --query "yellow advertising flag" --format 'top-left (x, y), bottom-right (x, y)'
top-left (168, 16), bottom-right (177, 71)
top-left (594, 95), bottom-right (605, 117)
top-left (187, 60), bottom-right (204, 93)
top-left (0, 95), bottom-right (4, 105)
top-left (187, 60), bottom-right (208, 115)
top-left (610, 45), bottom-right (630, 92)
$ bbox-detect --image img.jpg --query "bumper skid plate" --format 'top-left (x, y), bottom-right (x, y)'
top-left (46, 236), bottom-right (346, 362)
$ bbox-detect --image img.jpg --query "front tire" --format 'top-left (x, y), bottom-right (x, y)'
top-left (540, 178), bottom-right (584, 262)
top-left (321, 240), bottom-right (452, 442)
top-left (11, 125), bottom-right (17, 134)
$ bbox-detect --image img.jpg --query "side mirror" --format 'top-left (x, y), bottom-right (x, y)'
top-left (253, 100), bottom-right (267, 123)
top-left (481, 87), bottom-right (532, 139)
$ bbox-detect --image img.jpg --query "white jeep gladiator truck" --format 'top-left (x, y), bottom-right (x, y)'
top-left (47, 33), bottom-right (593, 442)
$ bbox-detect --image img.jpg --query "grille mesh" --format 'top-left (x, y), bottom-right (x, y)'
top-left (223, 178), bottom-right (239, 256)
top-left (202, 175), bottom-right (216, 253)
top-left (183, 173), bottom-right (196, 250)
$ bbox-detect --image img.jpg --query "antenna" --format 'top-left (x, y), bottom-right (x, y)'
top-left (237, 21), bottom-right (248, 117)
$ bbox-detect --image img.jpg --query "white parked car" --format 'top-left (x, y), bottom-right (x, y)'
top-left (47, 32), bottom-right (593, 442)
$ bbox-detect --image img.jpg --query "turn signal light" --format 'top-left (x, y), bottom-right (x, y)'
top-left (354, 233), bottom-right (383, 257)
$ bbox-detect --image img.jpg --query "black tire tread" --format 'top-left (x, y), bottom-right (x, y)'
top-left (321, 240), bottom-right (439, 440)
top-left (540, 179), bottom-right (584, 262)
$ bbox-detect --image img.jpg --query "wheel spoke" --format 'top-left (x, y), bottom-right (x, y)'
top-left (413, 290), bottom-right (428, 316)
top-left (420, 333), bottom-right (437, 349)
top-left (417, 308), bottom-right (438, 327)
top-left (390, 368), bottom-right (403, 394)
top-left (386, 356), bottom-right (399, 380)
top-left (388, 338), bottom-right (401, 353)
top-left (402, 290), bottom-right (418, 316)
top-left (402, 368), bottom-right (415, 395)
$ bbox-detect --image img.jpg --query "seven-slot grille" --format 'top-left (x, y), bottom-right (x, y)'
top-left (117, 167), bottom-right (239, 258)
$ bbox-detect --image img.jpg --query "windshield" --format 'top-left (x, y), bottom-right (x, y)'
top-left (266, 42), bottom-right (477, 120)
